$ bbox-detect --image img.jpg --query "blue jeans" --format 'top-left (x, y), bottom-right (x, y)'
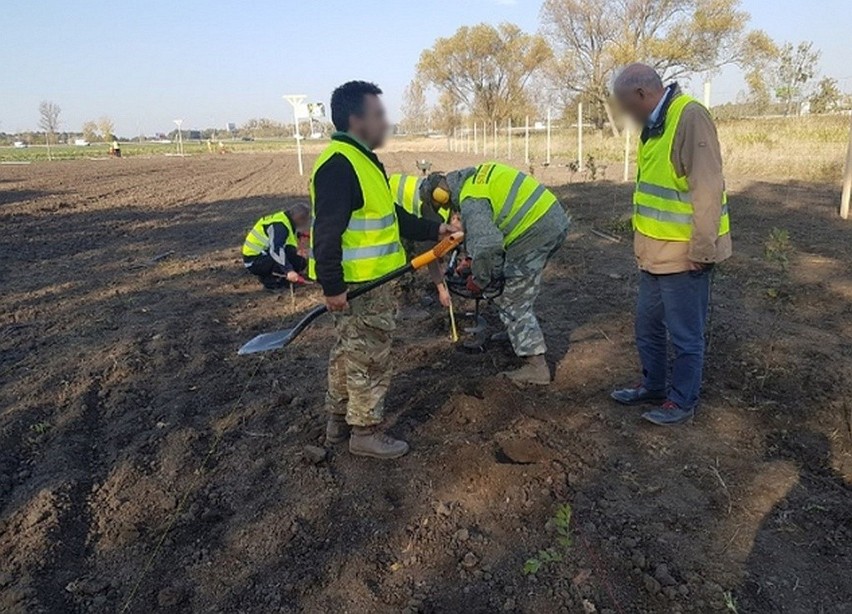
top-left (636, 268), bottom-right (711, 410)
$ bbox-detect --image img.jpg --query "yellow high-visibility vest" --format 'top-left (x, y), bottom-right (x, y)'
top-left (389, 173), bottom-right (450, 222)
top-left (308, 140), bottom-right (406, 282)
top-left (633, 94), bottom-right (730, 241)
top-left (242, 212), bottom-right (296, 257)
top-left (459, 162), bottom-right (557, 247)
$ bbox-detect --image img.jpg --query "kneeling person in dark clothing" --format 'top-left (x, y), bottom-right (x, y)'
top-left (242, 203), bottom-right (310, 290)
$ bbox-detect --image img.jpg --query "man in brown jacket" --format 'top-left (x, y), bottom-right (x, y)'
top-left (610, 63), bottom-right (732, 425)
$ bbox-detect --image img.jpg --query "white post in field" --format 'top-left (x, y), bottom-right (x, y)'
top-left (524, 115), bottom-right (530, 165)
top-left (841, 112), bottom-right (852, 219)
top-left (623, 125), bottom-right (631, 182)
top-left (703, 80), bottom-right (712, 108)
top-left (482, 122), bottom-right (487, 156)
top-left (507, 118), bottom-right (512, 160)
top-left (577, 102), bottom-right (584, 172)
top-left (474, 123), bottom-right (478, 154)
top-left (283, 94), bottom-right (306, 175)
top-left (173, 119), bottom-right (184, 156)
top-left (493, 121), bottom-right (498, 157)
top-left (467, 126), bottom-right (471, 153)
top-left (546, 107), bottom-right (552, 165)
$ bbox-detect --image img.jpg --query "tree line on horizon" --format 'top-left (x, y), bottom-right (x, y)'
top-left (400, 0), bottom-right (850, 136)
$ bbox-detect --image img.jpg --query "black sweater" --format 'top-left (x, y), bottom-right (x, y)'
top-left (312, 133), bottom-right (440, 296)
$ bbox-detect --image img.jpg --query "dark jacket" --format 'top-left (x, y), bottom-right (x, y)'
top-left (312, 133), bottom-right (440, 296)
top-left (243, 212), bottom-right (307, 274)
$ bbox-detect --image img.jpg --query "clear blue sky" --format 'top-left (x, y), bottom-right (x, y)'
top-left (1, 0), bottom-right (849, 135)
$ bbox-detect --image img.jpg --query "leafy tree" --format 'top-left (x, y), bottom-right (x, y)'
top-left (775, 42), bottom-right (820, 115)
top-left (400, 79), bottom-right (429, 134)
top-left (741, 30), bottom-right (780, 113)
top-left (98, 116), bottom-right (115, 142)
top-left (417, 23), bottom-right (551, 124)
top-left (808, 77), bottom-right (842, 114)
top-left (82, 120), bottom-right (98, 143)
top-left (430, 91), bottom-right (463, 136)
top-left (540, 0), bottom-right (750, 135)
top-left (38, 101), bottom-right (61, 158)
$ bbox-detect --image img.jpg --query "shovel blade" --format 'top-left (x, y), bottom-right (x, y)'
top-left (238, 329), bottom-right (296, 355)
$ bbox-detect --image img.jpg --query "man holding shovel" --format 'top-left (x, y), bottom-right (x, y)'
top-left (310, 81), bottom-right (459, 459)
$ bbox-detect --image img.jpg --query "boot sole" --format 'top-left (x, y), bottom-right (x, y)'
top-left (348, 447), bottom-right (409, 459)
top-left (325, 434), bottom-right (349, 445)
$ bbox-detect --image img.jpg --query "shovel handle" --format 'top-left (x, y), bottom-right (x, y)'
top-left (410, 231), bottom-right (464, 270)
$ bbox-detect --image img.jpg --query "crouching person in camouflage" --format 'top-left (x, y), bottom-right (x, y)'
top-left (421, 163), bottom-right (570, 385)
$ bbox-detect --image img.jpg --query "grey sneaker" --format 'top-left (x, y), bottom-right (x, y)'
top-left (610, 384), bottom-right (667, 406)
top-left (349, 426), bottom-right (409, 459)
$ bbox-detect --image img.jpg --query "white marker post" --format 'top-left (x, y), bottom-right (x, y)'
top-left (577, 103), bottom-right (584, 172)
top-left (482, 122), bottom-right (487, 157)
top-left (703, 80), bottom-right (712, 108)
top-left (546, 107), bottom-right (552, 165)
top-left (283, 95), bottom-right (306, 176)
top-left (507, 118), bottom-right (512, 160)
top-left (173, 119), bottom-right (184, 156)
top-left (474, 123), bottom-right (478, 154)
top-left (493, 121), bottom-right (498, 158)
top-left (841, 112), bottom-right (852, 219)
top-left (524, 115), bottom-right (530, 165)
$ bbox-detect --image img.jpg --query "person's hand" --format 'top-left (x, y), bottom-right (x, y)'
top-left (437, 283), bottom-right (451, 308)
top-left (438, 222), bottom-right (462, 238)
top-left (286, 271), bottom-right (304, 284)
top-left (688, 261), bottom-right (708, 271)
top-left (465, 276), bottom-right (483, 297)
top-left (325, 292), bottom-right (349, 312)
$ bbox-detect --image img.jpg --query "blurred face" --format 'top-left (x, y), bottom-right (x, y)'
top-left (614, 87), bottom-right (663, 125)
top-left (291, 209), bottom-right (310, 230)
top-left (348, 94), bottom-right (389, 150)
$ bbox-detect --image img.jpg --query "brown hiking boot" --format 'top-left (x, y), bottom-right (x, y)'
top-left (501, 354), bottom-right (550, 386)
top-left (325, 414), bottom-right (350, 445)
top-left (349, 426), bottom-right (409, 459)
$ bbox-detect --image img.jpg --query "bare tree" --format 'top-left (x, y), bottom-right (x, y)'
top-left (38, 101), bottom-right (61, 160)
top-left (97, 116), bottom-right (115, 142)
top-left (400, 79), bottom-right (429, 134)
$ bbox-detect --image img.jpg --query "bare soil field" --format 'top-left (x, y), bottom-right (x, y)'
top-left (1, 152), bottom-right (850, 614)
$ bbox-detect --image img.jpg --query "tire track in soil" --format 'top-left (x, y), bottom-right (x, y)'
top-left (32, 375), bottom-right (106, 612)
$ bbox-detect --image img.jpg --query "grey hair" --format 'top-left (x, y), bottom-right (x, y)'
top-left (614, 63), bottom-right (664, 93)
top-left (286, 202), bottom-right (311, 217)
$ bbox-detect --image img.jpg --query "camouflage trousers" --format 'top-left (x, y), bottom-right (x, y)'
top-left (494, 228), bottom-right (568, 357)
top-left (325, 283), bottom-right (396, 427)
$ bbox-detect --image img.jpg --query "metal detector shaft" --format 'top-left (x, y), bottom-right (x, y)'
top-left (238, 231), bottom-right (464, 355)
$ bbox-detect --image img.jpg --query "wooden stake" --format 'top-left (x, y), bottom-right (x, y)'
top-left (841, 112), bottom-right (852, 220)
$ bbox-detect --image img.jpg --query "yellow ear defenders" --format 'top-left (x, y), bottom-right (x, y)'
top-left (432, 185), bottom-right (451, 206)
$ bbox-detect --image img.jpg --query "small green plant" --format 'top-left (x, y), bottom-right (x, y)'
top-left (30, 421), bottom-right (51, 435)
top-left (764, 227), bottom-right (792, 270)
top-left (723, 590), bottom-right (739, 613)
top-left (523, 503), bottom-right (573, 575)
top-left (586, 155), bottom-right (598, 180)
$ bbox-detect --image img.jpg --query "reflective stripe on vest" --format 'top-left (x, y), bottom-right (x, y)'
top-left (241, 212), bottom-right (296, 257)
top-left (389, 173), bottom-right (423, 217)
top-left (307, 140), bottom-right (406, 283)
top-left (459, 162), bottom-right (557, 247)
top-left (633, 94), bottom-right (730, 242)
